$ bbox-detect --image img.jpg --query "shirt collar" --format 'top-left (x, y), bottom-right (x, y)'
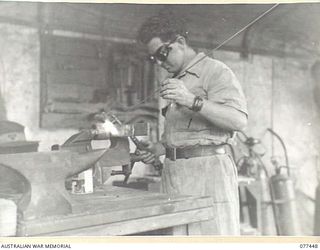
top-left (176, 52), bottom-right (206, 79)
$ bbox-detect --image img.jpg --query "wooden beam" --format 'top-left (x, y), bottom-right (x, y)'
top-left (38, 2), bottom-right (47, 128)
top-left (51, 29), bottom-right (135, 44)
top-left (0, 16), bottom-right (38, 28)
top-left (240, 28), bottom-right (251, 59)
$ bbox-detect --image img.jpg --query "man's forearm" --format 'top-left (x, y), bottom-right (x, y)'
top-left (198, 99), bottom-right (247, 131)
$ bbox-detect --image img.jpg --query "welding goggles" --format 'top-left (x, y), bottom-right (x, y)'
top-left (149, 37), bottom-right (178, 64)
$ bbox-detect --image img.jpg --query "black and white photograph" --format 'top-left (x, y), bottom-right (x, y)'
top-left (0, 1), bottom-right (319, 240)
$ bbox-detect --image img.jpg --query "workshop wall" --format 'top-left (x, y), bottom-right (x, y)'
top-left (0, 23), bottom-right (39, 127)
top-left (0, 23), bottom-right (77, 151)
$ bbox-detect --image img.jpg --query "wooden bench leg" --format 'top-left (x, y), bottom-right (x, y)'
top-left (171, 223), bottom-right (203, 235)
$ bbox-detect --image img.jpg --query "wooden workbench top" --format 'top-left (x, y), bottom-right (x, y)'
top-left (18, 185), bottom-right (214, 236)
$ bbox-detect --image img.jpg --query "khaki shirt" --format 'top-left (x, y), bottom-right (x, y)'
top-left (162, 52), bottom-right (247, 148)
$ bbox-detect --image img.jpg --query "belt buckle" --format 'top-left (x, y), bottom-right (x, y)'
top-left (172, 148), bottom-right (176, 161)
top-left (167, 147), bottom-right (176, 161)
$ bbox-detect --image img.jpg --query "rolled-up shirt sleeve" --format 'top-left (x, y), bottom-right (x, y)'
top-left (204, 61), bottom-right (248, 117)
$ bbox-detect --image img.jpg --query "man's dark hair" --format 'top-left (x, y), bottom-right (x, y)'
top-left (137, 11), bottom-right (188, 45)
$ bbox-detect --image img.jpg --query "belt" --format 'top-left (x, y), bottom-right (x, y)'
top-left (165, 145), bottom-right (226, 161)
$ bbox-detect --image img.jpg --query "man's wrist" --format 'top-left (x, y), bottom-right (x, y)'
top-left (187, 94), bottom-right (196, 109)
top-left (190, 96), bottom-right (204, 112)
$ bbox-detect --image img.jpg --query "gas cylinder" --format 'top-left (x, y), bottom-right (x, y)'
top-left (258, 170), bottom-right (277, 235)
top-left (314, 184), bottom-right (320, 235)
top-left (270, 168), bottom-right (301, 235)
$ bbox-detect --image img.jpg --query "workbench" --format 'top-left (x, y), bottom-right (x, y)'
top-left (17, 185), bottom-right (214, 236)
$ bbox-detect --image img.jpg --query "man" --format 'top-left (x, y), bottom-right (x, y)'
top-left (137, 12), bottom-right (248, 235)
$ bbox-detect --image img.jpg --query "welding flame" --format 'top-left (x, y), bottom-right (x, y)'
top-left (101, 119), bottom-right (120, 136)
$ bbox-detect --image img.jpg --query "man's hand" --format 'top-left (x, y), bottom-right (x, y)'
top-left (135, 150), bottom-right (156, 164)
top-left (160, 78), bottom-right (195, 108)
top-left (136, 140), bottom-right (158, 154)
top-left (134, 140), bottom-right (165, 165)
top-left (134, 140), bottom-right (157, 165)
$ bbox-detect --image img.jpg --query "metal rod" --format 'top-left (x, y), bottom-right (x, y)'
top-left (181, 4), bottom-right (281, 76)
top-left (129, 4), bottom-right (281, 109)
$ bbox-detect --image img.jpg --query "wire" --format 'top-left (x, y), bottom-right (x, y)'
top-left (267, 128), bottom-right (290, 175)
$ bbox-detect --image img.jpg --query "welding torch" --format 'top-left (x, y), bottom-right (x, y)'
top-left (108, 115), bottom-right (163, 173)
top-left (129, 136), bottom-right (163, 173)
